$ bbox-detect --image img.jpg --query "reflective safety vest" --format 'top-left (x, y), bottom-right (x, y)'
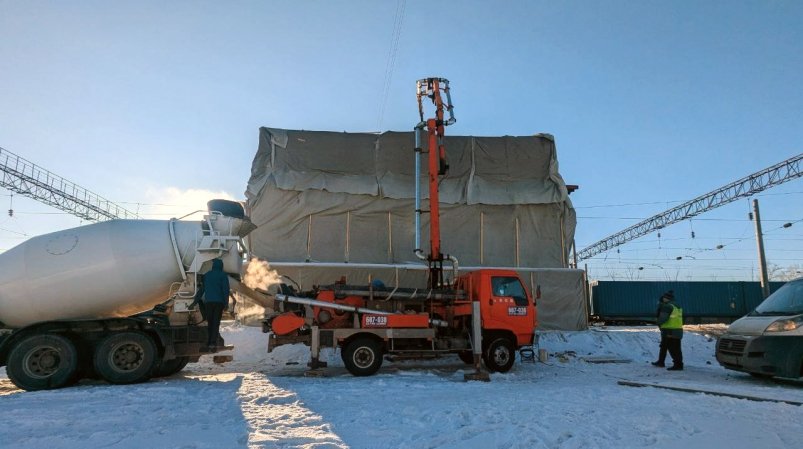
top-left (660, 304), bottom-right (683, 329)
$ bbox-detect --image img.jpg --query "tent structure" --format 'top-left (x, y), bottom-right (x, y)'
top-left (245, 127), bottom-right (587, 330)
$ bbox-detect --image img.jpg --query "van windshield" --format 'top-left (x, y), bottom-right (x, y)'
top-left (751, 279), bottom-right (803, 316)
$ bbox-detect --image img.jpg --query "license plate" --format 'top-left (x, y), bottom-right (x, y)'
top-left (508, 307), bottom-right (527, 316)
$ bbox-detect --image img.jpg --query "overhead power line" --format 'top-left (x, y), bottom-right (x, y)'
top-left (577, 153), bottom-right (803, 261)
top-left (0, 146), bottom-right (138, 221)
top-left (376, 0), bottom-right (407, 131)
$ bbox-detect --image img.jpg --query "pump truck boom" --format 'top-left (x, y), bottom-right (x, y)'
top-left (260, 78), bottom-right (538, 377)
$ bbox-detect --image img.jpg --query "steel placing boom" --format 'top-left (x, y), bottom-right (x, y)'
top-left (413, 77), bottom-right (457, 288)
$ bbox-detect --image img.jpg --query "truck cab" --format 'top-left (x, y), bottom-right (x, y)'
top-left (716, 277), bottom-right (803, 379)
top-left (456, 269), bottom-right (537, 348)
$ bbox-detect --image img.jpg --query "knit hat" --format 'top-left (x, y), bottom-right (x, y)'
top-left (661, 290), bottom-right (675, 301)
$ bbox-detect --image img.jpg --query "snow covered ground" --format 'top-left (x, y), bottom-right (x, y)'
top-left (2, 324), bottom-right (802, 449)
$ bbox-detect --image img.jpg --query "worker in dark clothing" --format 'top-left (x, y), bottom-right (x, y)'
top-left (652, 290), bottom-right (684, 370)
top-left (189, 275), bottom-right (207, 322)
top-left (202, 258), bottom-right (230, 352)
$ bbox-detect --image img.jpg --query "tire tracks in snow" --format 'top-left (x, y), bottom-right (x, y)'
top-left (237, 372), bottom-right (348, 449)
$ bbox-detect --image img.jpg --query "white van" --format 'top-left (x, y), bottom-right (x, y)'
top-left (716, 277), bottom-right (803, 379)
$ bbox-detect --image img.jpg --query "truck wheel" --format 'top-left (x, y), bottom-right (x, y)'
top-left (483, 337), bottom-right (516, 373)
top-left (153, 356), bottom-right (190, 377)
top-left (458, 351), bottom-right (475, 365)
top-left (93, 332), bottom-right (157, 385)
top-left (6, 334), bottom-right (79, 391)
top-left (343, 337), bottom-right (383, 376)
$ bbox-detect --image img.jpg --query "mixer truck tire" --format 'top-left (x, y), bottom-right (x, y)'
top-left (154, 356), bottom-right (190, 377)
top-left (458, 351), bottom-right (475, 364)
top-left (483, 337), bottom-right (515, 373)
top-left (93, 331), bottom-right (158, 385)
top-left (6, 334), bottom-right (80, 391)
top-left (342, 337), bottom-right (383, 376)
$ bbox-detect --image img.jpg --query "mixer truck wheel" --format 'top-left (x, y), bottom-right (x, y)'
top-left (458, 351), bottom-right (475, 364)
top-left (154, 356), bottom-right (191, 377)
top-left (93, 332), bottom-right (158, 385)
top-left (483, 337), bottom-right (516, 373)
top-left (6, 334), bottom-right (79, 391)
top-left (342, 337), bottom-right (383, 376)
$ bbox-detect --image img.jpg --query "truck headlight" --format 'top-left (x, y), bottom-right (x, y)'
top-left (765, 317), bottom-right (803, 332)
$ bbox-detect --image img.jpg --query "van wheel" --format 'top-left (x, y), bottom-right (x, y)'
top-left (343, 337), bottom-right (383, 376)
top-left (483, 337), bottom-right (516, 373)
top-left (93, 332), bottom-right (157, 385)
top-left (6, 334), bottom-right (79, 391)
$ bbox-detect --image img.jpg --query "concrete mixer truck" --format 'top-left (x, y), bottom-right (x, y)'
top-left (0, 200), bottom-right (256, 391)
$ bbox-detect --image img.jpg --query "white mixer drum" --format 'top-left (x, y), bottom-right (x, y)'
top-left (0, 219), bottom-right (201, 328)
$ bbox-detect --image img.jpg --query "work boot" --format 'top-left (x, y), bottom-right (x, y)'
top-left (651, 361), bottom-right (665, 367)
top-left (667, 364), bottom-right (684, 371)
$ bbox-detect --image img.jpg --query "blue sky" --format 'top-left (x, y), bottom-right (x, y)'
top-left (0, 1), bottom-right (801, 281)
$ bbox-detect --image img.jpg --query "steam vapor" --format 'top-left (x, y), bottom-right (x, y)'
top-left (243, 257), bottom-right (282, 291)
top-left (236, 257), bottom-right (282, 325)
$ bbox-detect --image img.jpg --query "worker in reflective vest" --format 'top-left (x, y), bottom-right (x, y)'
top-left (652, 290), bottom-right (684, 371)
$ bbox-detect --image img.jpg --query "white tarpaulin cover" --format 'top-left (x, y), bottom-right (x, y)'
top-left (245, 127), bottom-right (585, 330)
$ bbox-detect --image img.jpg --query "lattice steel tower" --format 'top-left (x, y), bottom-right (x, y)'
top-left (577, 153), bottom-right (803, 261)
top-left (0, 146), bottom-right (138, 221)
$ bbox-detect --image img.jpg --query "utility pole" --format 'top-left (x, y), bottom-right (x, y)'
top-left (751, 199), bottom-right (771, 299)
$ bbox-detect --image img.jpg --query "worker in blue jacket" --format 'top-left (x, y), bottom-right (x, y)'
top-left (652, 290), bottom-right (684, 371)
top-left (202, 258), bottom-right (230, 352)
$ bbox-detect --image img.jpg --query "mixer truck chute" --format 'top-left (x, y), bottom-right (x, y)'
top-left (0, 200), bottom-right (254, 391)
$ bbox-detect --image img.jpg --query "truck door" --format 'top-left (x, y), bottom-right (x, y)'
top-left (488, 276), bottom-right (533, 332)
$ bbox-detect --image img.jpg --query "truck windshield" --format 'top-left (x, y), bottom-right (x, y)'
top-left (491, 276), bottom-right (528, 306)
top-left (751, 279), bottom-right (803, 316)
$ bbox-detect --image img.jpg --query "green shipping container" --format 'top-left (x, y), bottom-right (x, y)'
top-left (590, 281), bottom-right (786, 323)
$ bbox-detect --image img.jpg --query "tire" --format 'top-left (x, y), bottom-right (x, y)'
top-left (458, 351), bottom-right (475, 365)
top-left (153, 356), bottom-right (190, 377)
top-left (483, 337), bottom-right (516, 373)
top-left (6, 334), bottom-right (79, 391)
top-left (93, 331), bottom-right (158, 385)
top-left (342, 337), bottom-right (383, 376)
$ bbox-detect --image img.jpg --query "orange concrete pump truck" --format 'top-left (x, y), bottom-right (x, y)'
top-left (260, 78), bottom-right (538, 378)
